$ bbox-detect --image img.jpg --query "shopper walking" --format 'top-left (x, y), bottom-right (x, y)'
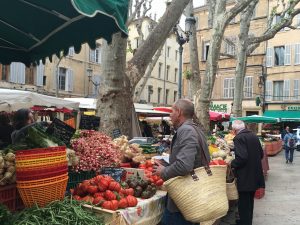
top-left (153, 99), bottom-right (210, 225)
top-left (0, 111), bottom-right (14, 148)
top-left (283, 127), bottom-right (297, 164)
top-left (231, 120), bottom-right (265, 225)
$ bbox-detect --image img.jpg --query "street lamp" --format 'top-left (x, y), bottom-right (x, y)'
top-left (173, 16), bottom-right (196, 99)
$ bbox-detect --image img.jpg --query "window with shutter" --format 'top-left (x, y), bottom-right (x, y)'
top-left (274, 46), bottom-right (285, 66)
top-left (244, 76), bottom-right (253, 98)
top-left (283, 80), bottom-right (290, 100)
top-left (223, 78), bottom-right (234, 98)
top-left (68, 69), bottom-right (74, 92)
top-left (284, 45), bottom-right (291, 65)
top-left (68, 47), bottom-right (75, 57)
top-left (89, 49), bottom-right (96, 62)
top-left (266, 48), bottom-right (273, 67)
top-left (95, 45), bottom-right (101, 64)
top-left (295, 43), bottom-right (300, 65)
top-left (10, 62), bottom-right (25, 84)
top-left (223, 79), bottom-right (229, 98)
top-left (36, 61), bottom-right (44, 86)
top-left (265, 80), bottom-right (273, 101)
top-left (229, 78), bottom-right (235, 98)
top-left (294, 80), bottom-right (299, 100)
top-left (58, 67), bottom-right (67, 90)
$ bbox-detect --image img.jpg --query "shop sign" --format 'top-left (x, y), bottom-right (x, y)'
top-left (209, 103), bottom-right (228, 113)
top-left (287, 106), bottom-right (300, 111)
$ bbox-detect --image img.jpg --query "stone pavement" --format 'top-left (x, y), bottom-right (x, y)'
top-left (253, 150), bottom-right (300, 225)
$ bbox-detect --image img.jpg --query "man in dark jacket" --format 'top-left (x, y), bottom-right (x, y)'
top-left (153, 99), bottom-right (210, 225)
top-left (231, 120), bottom-right (265, 225)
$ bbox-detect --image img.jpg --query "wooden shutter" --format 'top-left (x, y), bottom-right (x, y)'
top-left (295, 44), bottom-right (300, 65)
top-left (283, 80), bottom-right (290, 100)
top-left (223, 79), bottom-right (229, 98)
top-left (266, 47), bottom-right (273, 67)
top-left (294, 80), bottom-right (299, 100)
top-left (284, 44), bottom-right (291, 65)
top-left (265, 80), bottom-right (272, 101)
top-left (66, 69), bottom-right (74, 92)
top-left (36, 61), bottom-right (44, 86)
top-left (10, 62), bottom-right (25, 84)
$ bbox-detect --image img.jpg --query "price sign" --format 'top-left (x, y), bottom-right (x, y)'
top-left (101, 167), bottom-right (126, 182)
top-left (112, 129), bottom-right (121, 139)
top-left (79, 115), bottom-right (100, 130)
top-left (46, 118), bottom-right (76, 145)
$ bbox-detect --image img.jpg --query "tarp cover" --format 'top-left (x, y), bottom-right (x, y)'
top-left (0, 88), bottom-right (79, 111)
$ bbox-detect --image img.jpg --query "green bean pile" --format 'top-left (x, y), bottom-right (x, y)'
top-left (11, 198), bottom-right (104, 225)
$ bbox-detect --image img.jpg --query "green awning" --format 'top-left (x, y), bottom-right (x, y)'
top-left (0, 0), bottom-right (128, 66)
top-left (230, 115), bottom-right (279, 123)
top-left (263, 110), bottom-right (300, 122)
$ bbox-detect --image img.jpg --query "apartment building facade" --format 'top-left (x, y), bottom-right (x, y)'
top-left (263, 1), bottom-right (300, 118)
top-left (183, 0), bottom-right (269, 116)
top-left (128, 17), bottom-right (179, 106)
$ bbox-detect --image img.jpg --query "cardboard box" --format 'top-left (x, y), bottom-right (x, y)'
top-left (122, 168), bottom-right (145, 181)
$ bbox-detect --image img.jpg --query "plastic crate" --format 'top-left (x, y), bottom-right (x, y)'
top-left (17, 175), bottom-right (68, 208)
top-left (0, 184), bottom-right (16, 211)
top-left (66, 170), bottom-right (96, 192)
top-left (16, 146), bottom-right (66, 156)
top-left (16, 155), bottom-right (66, 168)
top-left (17, 166), bottom-right (68, 181)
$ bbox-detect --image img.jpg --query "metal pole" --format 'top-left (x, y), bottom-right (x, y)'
top-left (178, 45), bottom-right (183, 99)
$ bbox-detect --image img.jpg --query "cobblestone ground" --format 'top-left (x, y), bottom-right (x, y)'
top-left (252, 150), bottom-right (300, 225)
top-left (219, 150), bottom-right (300, 225)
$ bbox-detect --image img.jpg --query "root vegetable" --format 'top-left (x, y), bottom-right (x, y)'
top-left (7, 166), bottom-right (15, 173)
top-left (5, 152), bottom-right (15, 162)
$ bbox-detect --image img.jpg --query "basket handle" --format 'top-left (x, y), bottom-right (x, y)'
top-left (190, 125), bottom-right (213, 180)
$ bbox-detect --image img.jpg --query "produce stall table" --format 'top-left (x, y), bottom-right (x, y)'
top-left (84, 190), bottom-right (167, 225)
top-left (264, 140), bottom-right (282, 156)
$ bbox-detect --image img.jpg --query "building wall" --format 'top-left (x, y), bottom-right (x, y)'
top-left (265, 1), bottom-right (300, 109)
top-left (129, 18), bottom-right (179, 106)
top-left (183, 0), bottom-right (269, 115)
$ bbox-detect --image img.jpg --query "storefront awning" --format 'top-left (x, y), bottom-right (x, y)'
top-left (263, 110), bottom-right (300, 122)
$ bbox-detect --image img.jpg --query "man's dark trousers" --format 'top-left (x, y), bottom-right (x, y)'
top-left (238, 191), bottom-right (255, 225)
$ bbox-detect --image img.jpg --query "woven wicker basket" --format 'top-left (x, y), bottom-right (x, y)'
top-left (164, 165), bottom-right (228, 223)
top-left (226, 178), bottom-right (238, 200)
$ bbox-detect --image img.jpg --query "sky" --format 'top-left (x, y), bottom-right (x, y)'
top-left (150, 0), bottom-right (205, 27)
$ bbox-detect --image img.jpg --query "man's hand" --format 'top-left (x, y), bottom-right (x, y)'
top-left (153, 160), bottom-right (165, 176)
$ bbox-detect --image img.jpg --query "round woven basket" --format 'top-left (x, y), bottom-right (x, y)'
top-left (226, 178), bottom-right (238, 200)
top-left (164, 165), bottom-right (228, 223)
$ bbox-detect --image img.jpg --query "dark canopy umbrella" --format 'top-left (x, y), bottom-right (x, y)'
top-left (0, 0), bottom-right (128, 66)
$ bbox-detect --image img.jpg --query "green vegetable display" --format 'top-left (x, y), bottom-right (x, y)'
top-left (10, 198), bottom-right (104, 225)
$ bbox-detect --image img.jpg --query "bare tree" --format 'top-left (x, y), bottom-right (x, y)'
top-left (195, 0), bottom-right (253, 134)
top-left (227, 0), bottom-right (300, 117)
top-left (98, 0), bottom-right (191, 137)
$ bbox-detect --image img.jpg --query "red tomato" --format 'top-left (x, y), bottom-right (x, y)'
top-left (73, 195), bottom-right (81, 201)
top-left (87, 185), bottom-right (98, 195)
top-left (118, 198), bottom-right (128, 209)
top-left (93, 196), bottom-right (105, 205)
top-left (111, 200), bottom-right (119, 210)
top-left (155, 179), bottom-right (164, 186)
top-left (105, 190), bottom-right (116, 201)
top-left (126, 195), bottom-right (138, 207)
top-left (98, 179), bottom-right (109, 192)
top-left (148, 178), bottom-right (154, 184)
top-left (152, 175), bottom-right (159, 182)
top-left (81, 195), bottom-right (94, 204)
top-left (102, 201), bottom-right (113, 210)
top-left (145, 160), bottom-right (153, 168)
top-left (108, 181), bottom-right (121, 192)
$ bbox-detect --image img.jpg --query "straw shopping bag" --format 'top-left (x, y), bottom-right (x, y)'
top-left (164, 123), bottom-right (228, 223)
top-left (226, 167), bottom-right (238, 201)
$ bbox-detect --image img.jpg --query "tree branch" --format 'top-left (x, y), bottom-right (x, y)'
top-left (225, 0), bottom-right (254, 23)
top-left (248, 1), bottom-right (300, 44)
top-left (128, 0), bottom-right (191, 88)
top-left (126, 0), bottom-right (145, 26)
top-left (220, 52), bottom-right (236, 59)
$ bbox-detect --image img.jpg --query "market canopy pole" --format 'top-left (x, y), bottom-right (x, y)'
top-left (0, 0), bottom-right (128, 66)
